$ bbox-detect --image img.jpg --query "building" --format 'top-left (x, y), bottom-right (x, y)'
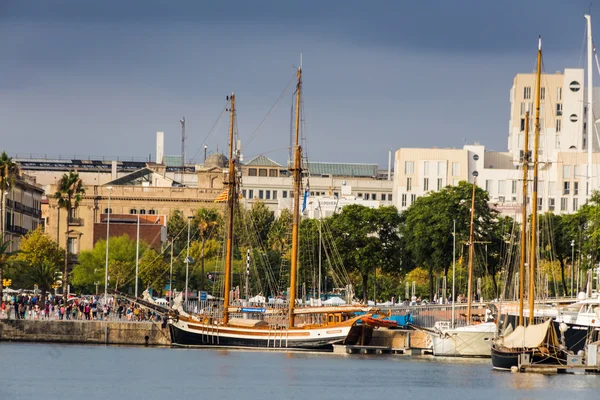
top-left (393, 68), bottom-right (600, 219)
top-left (1, 174), bottom-right (44, 251)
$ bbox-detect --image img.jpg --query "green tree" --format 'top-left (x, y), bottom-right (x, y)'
top-left (0, 151), bottom-right (20, 299)
top-left (400, 181), bottom-right (497, 300)
top-left (54, 171), bottom-right (86, 298)
top-left (329, 205), bottom-right (402, 303)
top-left (138, 248), bottom-right (168, 291)
top-left (12, 228), bottom-right (63, 303)
top-left (1, 239), bottom-right (23, 301)
top-left (72, 235), bottom-right (140, 293)
top-left (246, 201), bottom-right (274, 245)
top-left (268, 208), bottom-right (292, 253)
top-left (167, 209), bottom-right (191, 256)
top-left (193, 208), bottom-right (221, 291)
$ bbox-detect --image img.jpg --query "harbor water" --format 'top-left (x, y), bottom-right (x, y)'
top-left (1, 343), bottom-right (599, 400)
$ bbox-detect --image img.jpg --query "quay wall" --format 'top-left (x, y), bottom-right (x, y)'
top-left (0, 320), bottom-right (171, 346)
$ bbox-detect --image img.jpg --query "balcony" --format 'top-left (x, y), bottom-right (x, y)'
top-left (68, 217), bottom-right (84, 226)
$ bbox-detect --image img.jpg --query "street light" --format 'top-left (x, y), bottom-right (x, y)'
top-left (185, 215), bottom-right (193, 302)
top-left (104, 186), bottom-right (113, 305)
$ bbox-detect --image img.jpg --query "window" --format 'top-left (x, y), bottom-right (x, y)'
top-left (573, 198), bottom-right (579, 211)
top-left (334, 192), bottom-right (339, 198)
top-left (405, 161), bottom-right (414, 175)
top-left (556, 119), bottom-right (561, 132)
top-left (242, 189), bottom-right (246, 198)
top-left (520, 102), bottom-right (525, 115)
top-left (540, 87), bottom-right (545, 100)
top-left (549, 198), bottom-right (555, 211)
top-left (423, 161), bottom-right (429, 175)
top-left (265, 190), bottom-right (271, 200)
top-left (437, 178), bottom-right (442, 191)
top-left (248, 168), bottom-right (257, 176)
top-left (569, 81), bottom-right (581, 92)
top-left (388, 194), bottom-right (392, 201)
top-left (561, 198), bottom-right (568, 211)
top-left (437, 161), bottom-right (444, 176)
top-left (498, 180), bottom-right (506, 195)
top-left (512, 180), bottom-right (518, 194)
top-left (269, 169), bottom-right (278, 177)
top-left (538, 198), bottom-right (543, 208)
top-left (520, 119), bottom-right (525, 131)
top-left (381, 194), bottom-right (386, 201)
top-left (524, 86), bottom-right (532, 99)
top-left (499, 196), bottom-right (505, 203)
top-left (371, 193), bottom-right (376, 200)
top-left (148, 210), bottom-right (156, 215)
top-left (258, 169), bottom-right (267, 177)
top-left (407, 177), bottom-right (412, 191)
top-left (548, 181), bottom-right (556, 196)
top-left (365, 193), bottom-right (370, 200)
top-left (574, 182), bottom-right (579, 195)
top-left (411, 194), bottom-right (416, 204)
top-left (67, 238), bottom-right (77, 254)
top-left (358, 193), bottom-right (363, 198)
top-left (130, 209), bottom-right (137, 214)
top-left (248, 189), bottom-right (254, 199)
top-left (104, 208), bottom-right (112, 214)
top-left (452, 162), bottom-right (460, 176)
top-left (423, 178), bottom-right (429, 191)
top-left (273, 191), bottom-right (278, 200)
top-left (140, 209), bottom-right (146, 215)
top-left (259, 190), bottom-right (264, 199)
top-left (563, 182), bottom-right (570, 195)
top-left (563, 165), bottom-right (571, 179)
top-left (485, 180), bottom-right (493, 193)
top-left (282, 190), bottom-right (287, 199)
top-left (557, 103), bottom-right (563, 116)
top-left (401, 194), bottom-right (407, 207)
top-left (557, 87), bottom-right (562, 100)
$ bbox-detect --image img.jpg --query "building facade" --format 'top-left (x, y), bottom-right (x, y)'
top-left (1, 174), bottom-right (44, 251)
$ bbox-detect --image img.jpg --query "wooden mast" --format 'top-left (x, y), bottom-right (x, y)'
top-left (223, 93), bottom-right (236, 325)
top-left (529, 37), bottom-right (542, 325)
top-left (288, 67), bottom-right (302, 328)
top-left (466, 175), bottom-right (477, 325)
top-left (519, 111), bottom-right (530, 326)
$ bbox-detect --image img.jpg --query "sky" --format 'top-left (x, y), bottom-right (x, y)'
top-left (0, 0), bottom-right (598, 167)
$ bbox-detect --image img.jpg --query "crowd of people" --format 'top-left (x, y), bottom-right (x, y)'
top-left (0, 293), bottom-right (163, 323)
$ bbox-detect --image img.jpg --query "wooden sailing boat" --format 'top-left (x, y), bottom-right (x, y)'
top-left (429, 174), bottom-right (496, 357)
top-left (490, 37), bottom-right (566, 370)
top-left (168, 69), bottom-right (366, 349)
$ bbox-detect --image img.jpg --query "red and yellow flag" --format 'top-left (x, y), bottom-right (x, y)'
top-left (214, 188), bottom-right (229, 202)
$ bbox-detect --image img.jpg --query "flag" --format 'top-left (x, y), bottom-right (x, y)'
top-left (301, 187), bottom-right (309, 212)
top-left (214, 188), bottom-right (229, 202)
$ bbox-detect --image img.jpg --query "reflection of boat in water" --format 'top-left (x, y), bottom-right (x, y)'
top-left (169, 69), bottom-right (366, 349)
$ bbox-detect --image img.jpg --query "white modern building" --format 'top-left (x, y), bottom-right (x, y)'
top-left (393, 68), bottom-right (600, 219)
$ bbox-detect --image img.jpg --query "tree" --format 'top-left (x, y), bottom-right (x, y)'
top-left (246, 201), bottom-right (274, 245)
top-left (167, 209), bottom-right (191, 256)
top-left (0, 239), bottom-right (23, 302)
top-left (54, 171), bottom-right (85, 298)
top-left (0, 151), bottom-right (20, 298)
top-left (329, 205), bottom-right (402, 303)
top-left (400, 181), bottom-right (497, 300)
top-left (72, 235), bottom-right (139, 293)
top-left (193, 208), bottom-right (221, 291)
top-left (268, 208), bottom-right (292, 253)
top-left (138, 248), bottom-right (168, 291)
top-left (12, 228), bottom-right (63, 304)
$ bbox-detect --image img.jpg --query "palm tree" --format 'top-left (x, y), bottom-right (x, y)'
top-left (0, 152), bottom-right (20, 243)
top-left (54, 172), bottom-right (86, 301)
top-left (0, 239), bottom-right (21, 304)
top-left (195, 208), bottom-right (220, 291)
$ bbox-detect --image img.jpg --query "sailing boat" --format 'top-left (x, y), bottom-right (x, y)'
top-left (429, 174), bottom-right (496, 357)
top-left (491, 37), bottom-right (567, 370)
top-left (168, 69), bottom-right (366, 349)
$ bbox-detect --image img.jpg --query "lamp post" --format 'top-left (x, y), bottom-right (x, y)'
top-left (571, 239), bottom-right (575, 297)
top-left (169, 240), bottom-right (174, 307)
top-left (185, 216), bottom-right (193, 302)
top-left (104, 186), bottom-right (113, 305)
top-left (203, 145), bottom-right (208, 165)
top-left (135, 213), bottom-right (140, 298)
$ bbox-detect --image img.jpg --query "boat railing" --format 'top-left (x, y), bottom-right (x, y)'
top-left (386, 303), bottom-right (491, 329)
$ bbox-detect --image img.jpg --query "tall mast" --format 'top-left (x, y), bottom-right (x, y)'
top-left (466, 175), bottom-right (477, 326)
top-left (223, 93), bottom-right (236, 325)
top-left (529, 37), bottom-right (542, 325)
top-left (288, 67), bottom-right (302, 328)
top-left (586, 14), bottom-right (593, 195)
top-left (519, 111), bottom-right (530, 326)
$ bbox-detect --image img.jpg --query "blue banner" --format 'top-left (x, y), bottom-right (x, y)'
top-left (302, 188), bottom-right (309, 212)
top-left (241, 307), bottom-right (266, 313)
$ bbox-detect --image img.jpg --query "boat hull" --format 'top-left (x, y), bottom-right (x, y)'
top-left (490, 345), bottom-right (565, 370)
top-left (168, 318), bottom-right (353, 350)
top-left (431, 330), bottom-right (494, 357)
